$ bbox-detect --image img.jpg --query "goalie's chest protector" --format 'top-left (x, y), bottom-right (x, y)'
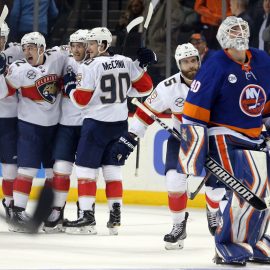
top-left (185, 48), bottom-right (270, 139)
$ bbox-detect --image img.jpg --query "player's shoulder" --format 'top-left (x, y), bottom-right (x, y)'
top-left (157, 73), bottom-right (180, 90)
top-left (249, 47), bottom-right (270, 65)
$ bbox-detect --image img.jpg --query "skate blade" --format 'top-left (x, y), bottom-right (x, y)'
top-left (65, 225), bottom-right (97, 235)
top-left (8, 224), bottom-right (31, 233)
top-left (43, 224), bottom-right (65, 234)
top-left (164, 240), bottom-right (184, 250)
top-left (108, 227), bottom-right (119, 235)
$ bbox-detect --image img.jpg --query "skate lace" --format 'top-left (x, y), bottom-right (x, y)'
top-left (17, 211), bottom-right (30, 221)
top-left (207, 211), bottom-right (217, 227)
top-left (170, 223), bottom-right (183, 237)
top-left (47, 209), bottom-right (61, 222)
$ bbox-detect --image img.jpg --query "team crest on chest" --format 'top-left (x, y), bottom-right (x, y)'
top-left (35, 74), bottom-right (59, 104)
top-left (239, 84), bottom-right (266, 117)
top-left (174, 97), bottom-right (184, 108)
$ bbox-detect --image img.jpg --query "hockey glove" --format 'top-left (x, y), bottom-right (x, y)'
top-left (111, 132), bottom-right (138, 164)
top-left (0, 53), bottom-right (6, 75)
top-left (63, 71), bottom-right (76, 97)
top-left (137, 47), bottom-right (157, 68)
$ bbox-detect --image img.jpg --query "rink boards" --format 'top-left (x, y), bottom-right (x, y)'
top-left (0, 116), bottom-right (206, 208)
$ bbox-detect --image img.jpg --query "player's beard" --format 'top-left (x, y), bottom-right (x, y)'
top-left (182, 68), bottom-right (198, 81)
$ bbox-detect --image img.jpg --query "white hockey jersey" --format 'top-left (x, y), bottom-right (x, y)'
top-left (70, 55), bottom-right (153, 122)
top-left (61, 56), bottom-right (83, 126)
top-left (3, 48), bottom-right (67, 126)
top-left (0, 43), bottom-right (24, 118)
top-left (129, 73), bottom-right (189, 137)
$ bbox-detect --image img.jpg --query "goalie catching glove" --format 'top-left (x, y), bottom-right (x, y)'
top-left (111, 132), bottom-right (138, 164)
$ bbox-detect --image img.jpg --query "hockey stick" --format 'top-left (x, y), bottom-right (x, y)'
top-left (187, 173), bottom-right (210, 200)
top-left (134, 2), bottom-right (154, 176)
top-left (121, 16), bottom-right (144, 54)
top-left (1, 186), bottom-right (54, 233)
top-left (0, 5), bottom-right (8, 29)
top-left (131, 98), bottom-right (270, 211)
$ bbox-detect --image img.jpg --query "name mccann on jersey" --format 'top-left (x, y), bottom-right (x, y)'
top-left (102, 60), bottom-right (125, 70)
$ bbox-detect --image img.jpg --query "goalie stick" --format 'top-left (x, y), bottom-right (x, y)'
top-left (131, 98), bottom-right (270, 211)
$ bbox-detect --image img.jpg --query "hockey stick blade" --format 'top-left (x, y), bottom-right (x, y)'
top-left (188, 174), bottom-right (209, 200)
top-left (6, 186), bottom-right (54, 233)
top-left (131, 98), bottom-right (269, 211)
top-left (0, 5), bottom-right (8, 28)
top-left (144, 2), bottom-right (153, 29)
top-left (126, 16), bottom-right (144, 33)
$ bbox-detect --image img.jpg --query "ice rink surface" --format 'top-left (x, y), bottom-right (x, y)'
top-left (0, 202), bottom-right (270, 270)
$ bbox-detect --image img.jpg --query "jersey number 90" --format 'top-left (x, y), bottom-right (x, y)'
top-left (100, 73), bottom-right (131, 104)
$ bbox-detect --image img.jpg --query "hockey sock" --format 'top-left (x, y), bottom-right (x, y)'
top-left (78, 179), bottom-right (96, 211)
top-left (13, 176), bottom-right (33, 208)
top-left (52, 175), bottom-right (70, 207)
top-left (106, 181), bottom-right (123, 210)
top-left (168, 192), bottom-right (187, 223)
top-left (2, 179), bottom-right (14, 205)
top-left (205, 194), bottom-right (219, 212)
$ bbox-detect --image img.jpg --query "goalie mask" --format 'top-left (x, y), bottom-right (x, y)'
top-left (86, 27), bottom-right (112, 53)
top-left (216, 16), bottom-right (250, 51)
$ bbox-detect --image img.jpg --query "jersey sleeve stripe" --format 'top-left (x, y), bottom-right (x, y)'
top-left (132, 72), bottom-right (153, 94)
top-left (183, 101), bottom-right (210, 124)
top-left (71, 88), bottom-right (94, 107)
top-left (211, 122), bottom-right (262, 138)
top-left (20, 85), bottom-right (43, 100)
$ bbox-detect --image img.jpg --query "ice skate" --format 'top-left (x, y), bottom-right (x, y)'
top-left (164, 212), bottom-right (189, 250)
top-left (206, 205), bottom-right (218, 236)
top-left (43, 204), bottom-right (65, 233)
top-left (107, 202), bottom-right (121, 235)
top-left (9, 206), bottom-right (31, 233)
top-left (2, 199), bottom-right (13, 223)
top-left (63, 202), bottom-right (96, 235)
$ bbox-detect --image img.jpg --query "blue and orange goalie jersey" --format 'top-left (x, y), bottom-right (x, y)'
top-left (183, 48), bottom-right (270, 139)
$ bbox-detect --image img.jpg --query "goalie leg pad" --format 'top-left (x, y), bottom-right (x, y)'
top-left (214, 242), bottom-right (253, 265)
top-left (177, 124), bottom-right (208, 176)
top-left (251, 234), bottom-right (270, 263)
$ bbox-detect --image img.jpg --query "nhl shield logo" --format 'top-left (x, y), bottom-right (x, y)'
top-left (35, 74), bottom-right (59, 104)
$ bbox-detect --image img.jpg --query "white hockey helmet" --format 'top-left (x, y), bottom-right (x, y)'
top-left (216, 16), bottom-right (250, 50)
top-left (69, 29), bottom-right (89, 43)
top-left (21, 32), bottom-right (46, 50)
top-left (175, 43), bottom-right (200, 70)
top-left (86, 27), bottom-right (112, 51)
top-left (0, 22), bottom-right (9, 38)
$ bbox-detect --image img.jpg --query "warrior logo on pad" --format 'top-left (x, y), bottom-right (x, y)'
top-left (239, 84), bottom-right (266, 117)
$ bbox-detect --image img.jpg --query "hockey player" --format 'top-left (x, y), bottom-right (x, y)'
top-left (62, 27), bottom-right (155, 235)
top-left (0, 22), bottom-right (24, 222)
top-left (118, 43), bottom-right (200, 249)
top-left (43, 29), bottom-right (90, 233)
top-left (0, 32), bottom-right (68, 232)
top-left (181, 16), bottom-right (270, 265)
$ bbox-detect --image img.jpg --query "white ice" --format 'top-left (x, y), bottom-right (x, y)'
top-left (0, 202), bottom-right (269, 270)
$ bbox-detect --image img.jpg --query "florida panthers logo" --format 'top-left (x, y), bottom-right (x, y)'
top-left (239, 84), bottom-right (266, 117)
top-left (35, 74), bottom-right (59, 104)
